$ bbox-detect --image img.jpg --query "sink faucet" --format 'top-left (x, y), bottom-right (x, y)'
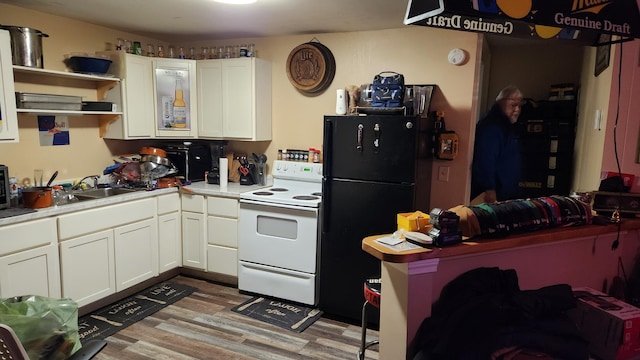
top-left (72, 175), bottom-right (100, 191)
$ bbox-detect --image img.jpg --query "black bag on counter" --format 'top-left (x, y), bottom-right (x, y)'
top-left (371, 71), bottom-right (404, 108)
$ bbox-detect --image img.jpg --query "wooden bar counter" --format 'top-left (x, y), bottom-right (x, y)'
top-left (362, 219), bottom-right (640, 360)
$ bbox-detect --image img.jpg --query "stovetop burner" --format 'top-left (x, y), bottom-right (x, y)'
top-left (293, 195), bottom-right (320, 201)
top-left (270, 188), bottom-right (288, 192)
top-left (253, 191), bottom-right (274, 196)
top-left (311, 192), bottom-right (322, 197)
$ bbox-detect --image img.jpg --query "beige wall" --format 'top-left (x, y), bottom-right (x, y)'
top-left (1, 3), bottom-right (480, 210)
top-left (573, 45), bottom-right (613, 193)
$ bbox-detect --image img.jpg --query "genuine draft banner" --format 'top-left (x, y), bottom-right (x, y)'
top-left (404, 0), bottom-right (640, 44)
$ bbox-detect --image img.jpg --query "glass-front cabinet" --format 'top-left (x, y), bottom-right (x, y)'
top-left (0, 29), bottom-right (19, 143)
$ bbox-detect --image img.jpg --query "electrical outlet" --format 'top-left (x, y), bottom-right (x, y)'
top-left (438, 166), bottom-right (450, 182)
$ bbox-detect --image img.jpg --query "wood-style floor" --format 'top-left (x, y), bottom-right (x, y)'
top-left (92, 275), bottom-right (380, 359)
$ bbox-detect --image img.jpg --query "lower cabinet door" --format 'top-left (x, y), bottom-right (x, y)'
top-left (182, 211), bottom-right (206, 270)
top-left (114, 218), bottom-right (158, 291)
top-left (159, 211), bottom-right (182, 272)
top-left (60, 229), bottom-right (116, 307)
top-left (0, 243), bottom-right (61, 298)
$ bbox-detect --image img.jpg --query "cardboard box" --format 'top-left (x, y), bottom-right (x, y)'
top-left (568, 287), bottom-right (640, 360)
top-left (397, 211), bottom-right (431, 234)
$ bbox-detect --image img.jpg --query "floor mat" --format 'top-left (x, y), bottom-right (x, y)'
top-left (231, 296), bottom-right (323, 333)
top-left (77, 281), bottom-right (197, 341)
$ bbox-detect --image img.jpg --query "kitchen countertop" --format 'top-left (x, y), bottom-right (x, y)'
top-left (0, 180), bottom-right (272, 227)
top-left (362, 218), bottom-right (640, 263)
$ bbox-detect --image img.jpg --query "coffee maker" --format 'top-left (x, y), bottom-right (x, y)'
top-left (208, 143), bottom-right (227, 184)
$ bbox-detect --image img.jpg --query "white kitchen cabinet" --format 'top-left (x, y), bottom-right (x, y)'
top-left (0, 217), bottom-right (60, 298)
top-left (0, 30), bottom-right (19, 142)
top-left (57, 197), bottom-right (157, 306)
top-left (154, 58), bottom-right (198, 138)
top-left (59, 229), bottom-right (115, 307)
top-left (114, 218), bottom-right (158, 291)
top-left (206, 196), bottom-right (239, 276)
top-left (101, 51), bottom-right (155, 139)
top-left (181, 194), bottom-right (207, 270)
top-left (157, 193), bottom-right (182, 272)
top-left (197, 58), bottom-right (271, 140)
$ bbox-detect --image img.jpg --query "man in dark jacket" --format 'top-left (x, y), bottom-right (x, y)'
top-left (471, 86), bottom-right (523, 204)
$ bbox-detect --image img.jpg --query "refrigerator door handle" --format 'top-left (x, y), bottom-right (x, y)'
top-left (373, 123), bottom-right (380, 152)
top-left (321, 180), bottom-right (331, 233)
top-left (357, 124), bottom-right (363, 151)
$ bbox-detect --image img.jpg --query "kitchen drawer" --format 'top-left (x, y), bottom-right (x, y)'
top-left (157, 193), bottom-right (180, 215)
top-left (207, 196), bottom-right (238, 218)
top-left (181, 194), bottom-right (206, 213)
top-left (207, 216), bottom-right (237, 247)
top-left (0, 218), bottom-right (57, 255)
top-left (207, 245), bottom-right (237, 277)
top-left (58, 198), bottom-right (155, 240)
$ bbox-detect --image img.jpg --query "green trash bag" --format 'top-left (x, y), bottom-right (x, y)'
top-left (0, 295), bottom-right (81, 360)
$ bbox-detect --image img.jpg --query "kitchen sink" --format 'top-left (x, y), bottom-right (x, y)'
top-left (73, 187), bottom-right (138, 200)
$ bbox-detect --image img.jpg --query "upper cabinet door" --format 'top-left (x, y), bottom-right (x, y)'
top-left (101, 51), bottom-right (154, 139)
top-left (197, 58), bottom-right (271, 141)
top-left (0, 30), bottom-right (19, 143)
top-left (196, 60), bottom-right (223, 138)
top-left (154, 58), bottom-right (198, 138)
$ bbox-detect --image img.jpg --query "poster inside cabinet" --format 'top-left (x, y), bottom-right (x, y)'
top-left (155, 68), bottom-right (191, 131)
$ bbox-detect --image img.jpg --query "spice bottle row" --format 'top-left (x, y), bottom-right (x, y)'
top-left (277, 148), bottom-right (322, 163)
top-left (115, 39), bottom-right (257, 59)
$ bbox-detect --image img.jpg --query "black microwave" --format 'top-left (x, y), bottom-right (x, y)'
top-left (0, 165), bottom-right (10, 209)
top-left (163, 143), bottom-right (212, 183)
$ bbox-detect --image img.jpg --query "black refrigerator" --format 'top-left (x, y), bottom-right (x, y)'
top-left (320, 114), bottom-right (432, 325)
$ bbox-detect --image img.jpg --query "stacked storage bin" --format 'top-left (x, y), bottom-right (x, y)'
top-left (518, 99), bottom-right (577, 198)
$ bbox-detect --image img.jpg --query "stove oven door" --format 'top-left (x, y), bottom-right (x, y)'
top-left (238, 199), bottom-right (319, 305)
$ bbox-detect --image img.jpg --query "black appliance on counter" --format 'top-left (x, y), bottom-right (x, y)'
top-left (207, 143), bottom-right (227, 185)
top-left (320, 115), bottom-right (432, 326)
top-left (163, 142), bottom-right (212, 182)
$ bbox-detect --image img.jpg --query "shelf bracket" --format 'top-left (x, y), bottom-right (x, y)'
top-left (97, 81), bottom-right (117, 101)
top-left (98, 114), bottom-right (120, 137)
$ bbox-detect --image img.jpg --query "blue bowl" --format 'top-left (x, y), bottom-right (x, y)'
top-left (67, 56), bottom-right (112, 75)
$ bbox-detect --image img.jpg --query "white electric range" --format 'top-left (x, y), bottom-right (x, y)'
top-left (238, 160), bottom-right (323, 305)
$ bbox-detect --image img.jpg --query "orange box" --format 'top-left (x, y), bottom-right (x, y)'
top-left (397, 211), bottom-right (432, 234)
top-left (568, 287), bottom-right (640, 360)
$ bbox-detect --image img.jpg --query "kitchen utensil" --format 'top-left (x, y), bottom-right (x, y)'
top-left (33, 169), bottom-right (43, 187)
top-left (291, 309), bottom-right (321, 329)
top-left (140, 154), bottom-right (172, 167)
top-left (22, 187), bottom-right (53, 208)
top-left (65, 55), bottom-right (112, 75)
top-left (259, 153), bottom-right (268, 164)
top-left (140, 147), bottom-right (167, 158)
top-left (0, 25), bottom-right (48, 68)
top-left (45, 170), bottom-right (58, 188)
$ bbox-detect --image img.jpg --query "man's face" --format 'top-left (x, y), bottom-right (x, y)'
top-left (499, 97), bottom-right (522, 124)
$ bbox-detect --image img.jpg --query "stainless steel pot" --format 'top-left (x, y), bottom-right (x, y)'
top-left (0, 25), bottom-right (49, 68)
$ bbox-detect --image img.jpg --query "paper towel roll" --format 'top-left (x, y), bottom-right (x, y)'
top-left (219, 158), bottom-right (228, 189)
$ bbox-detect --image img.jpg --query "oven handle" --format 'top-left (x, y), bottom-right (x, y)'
top-left (240, 199), bottom-right (319, 213)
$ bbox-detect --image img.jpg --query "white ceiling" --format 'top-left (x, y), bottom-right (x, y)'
top-left (0, 0), bottom-right (411, 42)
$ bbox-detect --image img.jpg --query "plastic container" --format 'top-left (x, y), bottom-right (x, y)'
top-left (66, 56), bottom-right (112, 74)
